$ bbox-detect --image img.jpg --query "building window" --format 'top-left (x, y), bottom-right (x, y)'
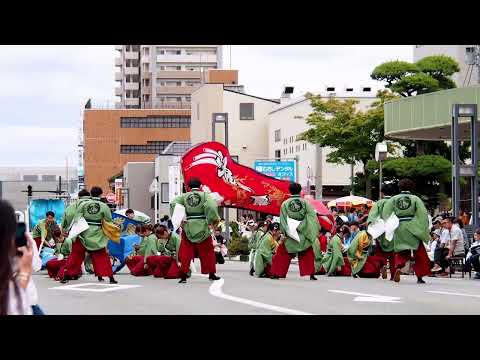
top-left (42, 175), bottom-right (56, 181)
top-left (239, 103), bottom-right (254, 120)
top-left (23, 175), bottom-right (38, 182)
top-left (120, 116), bottom-right (191, 128)
top-left (120, 141), bottom-right (172, 154)
top-left (283, 149), bottom-right (287, 155)
top-left (275, 150), bottom-right (281, 160)
top-left (274, 129), bottom-right (281, 142)
top-left (161, 183), bottom-right (169, 203)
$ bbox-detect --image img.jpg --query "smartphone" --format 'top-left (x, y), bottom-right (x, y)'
top-left (15, 222), bottom-right (28, 248)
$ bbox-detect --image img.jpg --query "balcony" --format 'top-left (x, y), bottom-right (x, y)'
top-left (125, 82), bottom-right (139, 90)
top-left (156, 53), bottom-right (217, 63)
top-left (125, 51), bottom-right (139, 60)
top-left (124, 67), bottom-right (139, 75)
top-left (125, 98), bottom-right (140, 106)
top-left (142, 86), bottom-right (151, 95)
top-left (115, 45), bottom-right (123, 51)
top-left (115, 72), bottom-right (122, 81)
top-left (156, 85), bottom-right (199, 95)
top-left (115, 58), bottom-right (122, 67)
top-left (156, 70), bottom-right (201, 79)
top-left (115, 87), bottom-right (123, 96)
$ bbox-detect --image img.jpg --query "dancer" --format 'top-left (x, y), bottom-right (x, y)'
top-left (321, 225), bottom-right (352, 276)
top-left (32, 211), bottom-right (57, 250)
top-left (61, 186), bottom-right (118, 284)
top-left (170, 178), bottom-right (221, 284)
top-left (248, 221), bottom-right (263, 276)
top-left (125, 224), bottom-right (157, 276)
top-left (146, 225), bottom-right (182, 279)
top-left (382, 179), bottom-right (431, 284)
top-left (347, 231), bottom-right (386, 278)
top-left (270, 182), bottom-right (320, 280)
top-left (254, 222), bottom-right (280, 278)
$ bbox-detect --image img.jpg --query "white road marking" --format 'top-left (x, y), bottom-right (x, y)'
top-left (196, 275), bottom-right (312, 315)
top-left (328, 290), bottom-right (402, 303)
top-left (427, 290), bottom-right (480, 298)
top-left (49, 282), bottom-right (141, 293)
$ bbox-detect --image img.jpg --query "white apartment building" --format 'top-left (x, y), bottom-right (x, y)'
top-left (268, 86), bottom-right (377, 200)
top-left (191, 82), bottom-right (279, 168)
top-left (414, 45), bottom-right (479, 87)
top-left (115, 45), bottom-right (223, 109)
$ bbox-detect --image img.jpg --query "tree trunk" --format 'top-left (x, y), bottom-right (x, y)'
top-left (364, 162), bottom-right (372, 199)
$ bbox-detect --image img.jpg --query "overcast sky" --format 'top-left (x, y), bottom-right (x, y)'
top-left (0, 45), bottom-right (412, 168)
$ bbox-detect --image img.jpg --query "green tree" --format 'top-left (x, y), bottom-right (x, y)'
top-left (301, 90), bottom-right (396, 198)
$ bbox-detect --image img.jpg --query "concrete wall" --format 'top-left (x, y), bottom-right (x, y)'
top-left (123, 162), bottom-right (155, 219)
top-left (154, 155), bottom-right (181, 220)
top-left (268, 96), bottom-right (375, 190)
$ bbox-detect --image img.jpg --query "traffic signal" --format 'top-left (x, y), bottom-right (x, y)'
top-left (27, 185), bottom-right (33, 197)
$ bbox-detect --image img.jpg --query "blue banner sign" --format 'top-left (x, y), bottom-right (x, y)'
top-left (254, 160), bottom-right (296, 182)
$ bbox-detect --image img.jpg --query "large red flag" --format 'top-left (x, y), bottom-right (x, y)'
top-left (181, 142), bottom-right (335, 232)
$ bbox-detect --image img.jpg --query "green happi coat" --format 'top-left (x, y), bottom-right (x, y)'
top-left (382, 191), bottom-right (430, 252)
top-left (76, 197), bottom-right (115, 251)
top-left (157, 232), bottom-right (181, 260)
top-left (137, 234), bottom-right (158, 262)
top-left (248, 229), bottom-right (264, 269)
top-left (254, 231), bottom-right (277, 277)
top-left (279, 195), bottom-right (320, 254)
top-left (32, 219), bottom-right (56, 242)
top-left (367, 196), bottom-right (393, 253)
top-left (61, 196), bottom-right (91, 232)
top-left (347, 231), bottom-right (372, 275)
top-left (170, 188), bottom-right (220, 243)
top-left (320, 234), bottom-right (345, 275)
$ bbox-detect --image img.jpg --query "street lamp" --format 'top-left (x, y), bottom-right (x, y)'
top-left (375, 142), bottom-right (388, 199)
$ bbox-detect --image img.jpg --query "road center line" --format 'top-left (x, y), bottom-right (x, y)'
top-left (427, 290), bottom-right (480, 298)
top-left (328, 290), bottom-right (402, 303)
top-left (194, 275), bottom-right (312, 315)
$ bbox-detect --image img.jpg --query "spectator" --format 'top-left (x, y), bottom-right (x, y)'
top-left (455, 217), bottom-right (469, 251)
top-left (347, 208), bottom-right (358, 224)
top-left (465, 228), bottom-right (480, 279)
top-left (213, 228), bottom-right (227, 264)
top-left (427, 229), bottom-right (441, 263)
top-left (358, 204), bottom-right (370, 230)
top-left (0, 200), bottom-right (33, 315)
top-left (126, 209), bottom-right (135, 219)
top-left (432, 217), bottom-right (464, 276)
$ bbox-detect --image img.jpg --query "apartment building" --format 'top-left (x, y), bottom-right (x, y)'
top-left (414, 45), bottom-right (479, 87)
top-left (115, 45), bottom-right (223, 109)
top-left (268, 86), bottom-right (377, 200)
top-left (83, 108), bottom-right (191, 191)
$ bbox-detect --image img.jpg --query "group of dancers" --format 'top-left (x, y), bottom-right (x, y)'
top-left (35, 175), bottom-right (431, 286)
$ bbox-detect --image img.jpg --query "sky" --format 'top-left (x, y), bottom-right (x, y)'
top-left (0, 45), bottom-right (412, 168)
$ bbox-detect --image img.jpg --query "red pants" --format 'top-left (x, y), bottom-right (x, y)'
top-left (64, 239), bottom-right (113, 277)
top-left (178, 233), bottom-right (216, 275)
top-left (375, 247), bottom-right (396, 279)
top-left (34, 237), bottom-right (42, 250)
top-left (319, 235), bottom-right (327, 253)
top-left (394, 242), bottom-right (431, 278)
top-left (357, 256), bottom-right (386, 278)
top-left (147, 256), bottom-right (181, 278)
top-left (338, 257), bottom-right (352, 276)
top-left (46, 258), bottom-right (67, 280)
top-left (271, 243), bottom-right (315, 278)
top-left (125, 256), bottom-right (151, 276)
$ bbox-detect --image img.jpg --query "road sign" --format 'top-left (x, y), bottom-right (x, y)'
top-left (106, 192), bottom-right (116, 203)
top-left (254, 160), bottom-right (296, 182)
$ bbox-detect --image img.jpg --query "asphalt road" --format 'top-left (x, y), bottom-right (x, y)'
top-left (35, 260), bottom-right (480, 315)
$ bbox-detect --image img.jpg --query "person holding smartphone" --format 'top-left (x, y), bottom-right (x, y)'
top-left (0, 200), bottom-right (34, 315)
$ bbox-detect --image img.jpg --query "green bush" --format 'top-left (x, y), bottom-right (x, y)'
top-left (228, 234), bottom-right (249, 256)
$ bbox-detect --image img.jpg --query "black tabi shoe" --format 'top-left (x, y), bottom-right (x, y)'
top-left (60, 274), bottom-right (71, 284)
top-left (209, 273), bottom-right (221, 281)
top-left (270, 275), bottom-right (279, 280)
top-left (72, 275), bottom-right (80, 281)
top-left (97, 276), bottom-right (105, 282)
top-left (352, 274), bottom-right (358, 278)
top-left (310, 275), bottom-right (318, 281)
top-left (109, 276), bottom-right (118, 284)
top-left (417, 277), bottom-right (426, 284)
top-left (249, 268), bottom-right (255, 276)
top-left (178, 276), bottom-right (187, 284)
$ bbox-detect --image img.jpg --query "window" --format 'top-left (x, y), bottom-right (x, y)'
top-left (326, 87), bottom-right (335, 92)
top-left (274, 129), bottom-right (281, 142)
top-left (161, 183), bottom-right (169, 203)
top-left (120, 116), bottom-right (191, 128)
top-left (296, 145), bottom-right (300, 152)
top-left (275, 150), bottom-right (281, 160)
top-left (42, 175), bottom-right (56, 181)
top-left (23, 175), bottom-right (38, 182)
top-left (283, 149), bottom-right (287, 155)
top-left (346, 88), bottom-right (354, 92)
top-left (239, 103), bottom-right (254, 120)
top-left (120, 141), bottom-right (172, 154)
top-left (362, 87), bottom-right (371, 92)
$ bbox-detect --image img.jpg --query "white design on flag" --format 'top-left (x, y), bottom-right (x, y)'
top-left (328, 290), bottom-right (402, 303)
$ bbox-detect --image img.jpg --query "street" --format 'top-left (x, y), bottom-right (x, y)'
top-left (36, 260), bottom-right (480, 315)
